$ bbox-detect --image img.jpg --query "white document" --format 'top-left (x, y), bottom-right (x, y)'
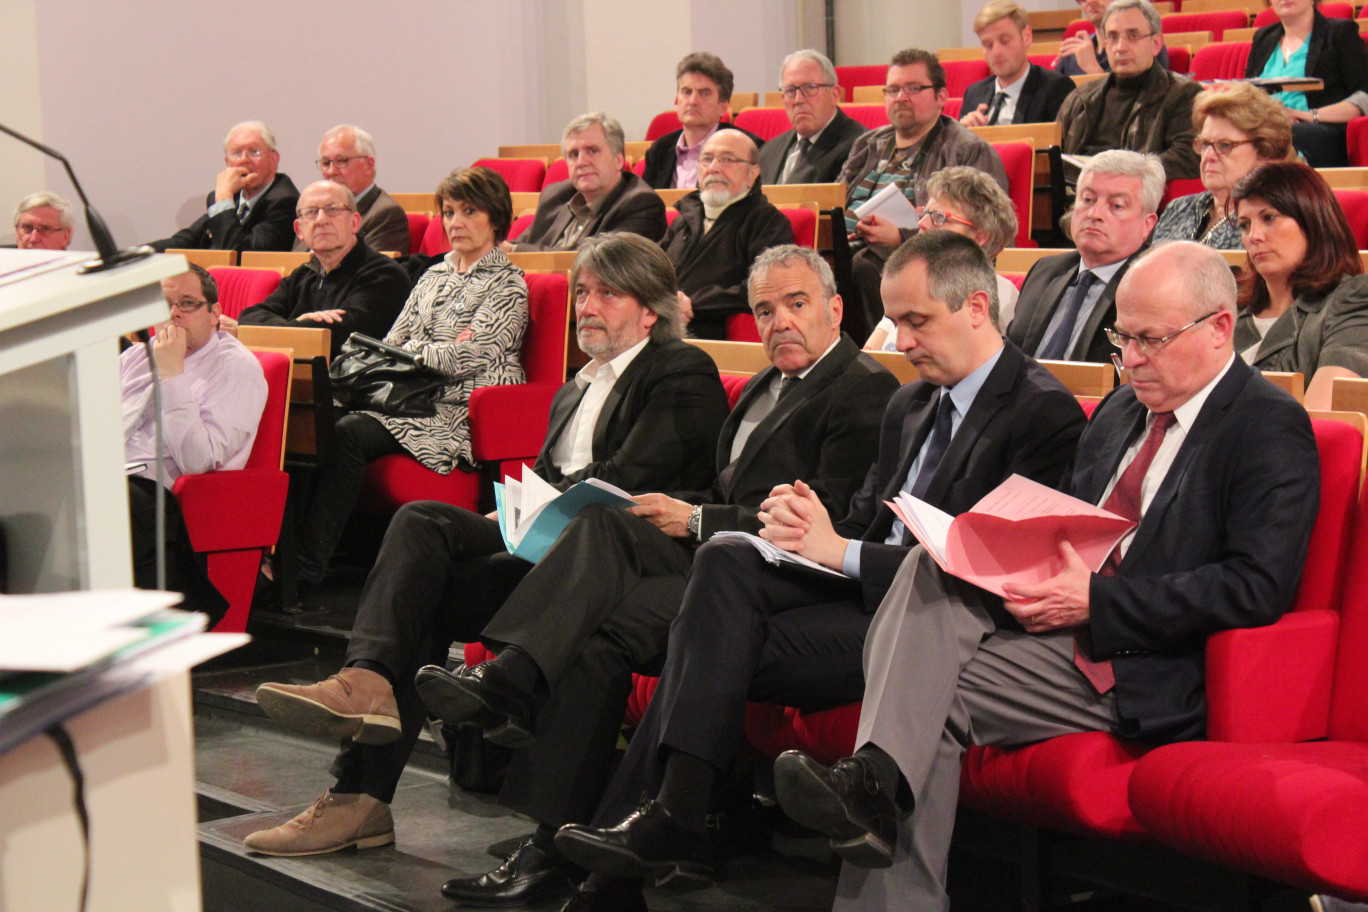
top-left (710, 531), bottom-right (850, 578)
top-left (500, 467), bottom-right (632, 551)
top-left (852, 182), bottom-right (921, 231)
top-left (0, 590), bottom-right (184, 672)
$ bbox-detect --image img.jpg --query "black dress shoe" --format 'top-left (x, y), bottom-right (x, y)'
top-left (772, 750), bottom-right (899, 868)
top-left (415, 661), bottom-right (536, 749)
top-left (554, 800), bottom-right (714, 888)
top-left (440, 838), bottom-right (574, 907)
top-left (558, 880), bottom-right (648, 911)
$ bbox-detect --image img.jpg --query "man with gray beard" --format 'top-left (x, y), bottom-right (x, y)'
top-left (660, 130), bottom-right (793, 339)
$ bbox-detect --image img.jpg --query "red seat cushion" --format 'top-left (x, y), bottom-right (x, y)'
top-left (471, 158), bottom-right (547, 193)
top-left (360, 454), bottom-right (482, 513)
top-left (733, 108), bottom-right (794, 142)
top-left (1190, 42), bottom-right (1252, 81)
top-left (208, 267), bottom-right (283, 319)
top-left (1161, 10), bottom-right (1250, 40)
top-left (833, 65), bottom-right (888, 103)
top-left (543, 158), bottom-right (569, 189)
top-left (406, 212), bottom-right (429, 255)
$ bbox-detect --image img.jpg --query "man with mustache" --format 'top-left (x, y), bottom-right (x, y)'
top-left (416, 244), bottom-right (898, 909)
top-left (244, 233), bottom-right (729, 859)
top-left (660, 129), bottom-right (793, 339)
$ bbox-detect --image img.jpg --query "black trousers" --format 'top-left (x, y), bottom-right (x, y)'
top-left (330, 500), bottom-right (532, 802)
top-left (1292, 120), bottom-right (1350, 168)
top-left (482, 504), bottom-right (695, 828)
top-left (128, 476), bottom-right (227, 626)
top-left (853, 242), bottom-right (898, 336)
top-left (297, 412), bottom-right (404, 583)
top-left (593, 536), bottom-right (872, 825)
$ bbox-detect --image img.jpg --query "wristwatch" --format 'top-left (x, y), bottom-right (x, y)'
top-left (686, 505), bottom-right (703, 541)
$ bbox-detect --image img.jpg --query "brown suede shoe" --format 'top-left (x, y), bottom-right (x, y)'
top-left (243, 791), bottom-right (394, 856)
top-left (255, 668), bottom-right (401, 744)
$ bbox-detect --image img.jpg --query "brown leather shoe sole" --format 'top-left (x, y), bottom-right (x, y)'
top-left (246, 826), bottom-right (395, 857)
top-left (256, 684), bottom-right (402, 745)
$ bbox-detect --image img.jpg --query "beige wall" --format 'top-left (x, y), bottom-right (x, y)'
top-left (0, 0), bottom-right (47, 246)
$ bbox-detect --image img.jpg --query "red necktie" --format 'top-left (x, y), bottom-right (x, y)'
top-left (1075, 411), bottom-right (1176, 693)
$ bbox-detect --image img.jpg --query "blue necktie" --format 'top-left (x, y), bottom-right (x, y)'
top-left (1039, 270), bottom-right (1099, 360)
top-left (909, 390), bottom-right (956, 500)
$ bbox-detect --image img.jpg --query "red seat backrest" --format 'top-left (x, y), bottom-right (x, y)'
top-left (726, 313), bottom-right (761, 342)
top-left (843, 104), bottom-right (891, 131)
top-left (1190, 41), bottom-right (1253, 81)
top-left (508, 213), bottom-right (534, 242)
top-left (543, 157), bottom-right (569, 188)
top-left (644, 107), bottom-right (734, 142)
top-left (208, 266), bottom-right (283, 319)
top-left (245, 349), bottom-right (290, 471)
top-left (1331, 473), bottom-right (1368, 741)
top-left (942, 60), bottom-right (991, 99)
top-left (664, 209), bottom-right (680, 227)
top-left (1167, 45), bottom-right (1191, 74)
top-left (834, 65), bottom-right (888, 103)
top-left (522, 272), bottom-right (570, 385)
top-left (733, 107), bottom-right (793, 142)
top-left (1029, 53), bottom-right (1059, 69)
top-left (1161, 10), bottom-right (1250, 40)
top-left (1349, 117), bottom-right (1368, 167)
top-left (1064, 19), bottom-right (1094, 39)
top-left (406, 212), bottom-right (428, 255)
top-left (632, 158), bottom-right (647, 177)
top-left (1295, 419), bottom-right (1364, 619)
top-left (1333, 189), bottom-right (1368, 248)
top-left (1254, 2), bottom-right (1352, 27)
top-left (471, 158), bottom-right (547, 193)
top-left (720, 373), bottom-right (751, 407)
top-left (1160, 178), bottom-right (1206, 214)
top-left (991, 141), bottom-right (1034, 248)
top-left (944, 98), bottom-right (963, 119)
top-left (420, 214), bottom-right (450, 256)
top-left (780, 207), bottom-right (817, 248)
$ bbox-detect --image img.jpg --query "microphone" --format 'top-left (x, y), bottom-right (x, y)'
top-left (1, 121), bottom-right (154, 274)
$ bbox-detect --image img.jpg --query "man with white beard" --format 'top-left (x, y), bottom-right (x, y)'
top-left (658, 130), bottom-right (793, 339)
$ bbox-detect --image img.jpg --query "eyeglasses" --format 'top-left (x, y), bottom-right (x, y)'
top-left (883, 83), bottom-right (936, 98)
top-left (225, 149), bottom-right (268, 162)
top-left (297, 204), bottom-right (354, 221)
top-left (317, 156), bottom-right (364, 169)
top-left (168, 299), bottom-right (210, 313)
top-left (780, 82), bottom-right (835, 100)
top-left (699, 154), bottom-right (754, 167)
top-left (1105, 311), bottom-right (1219, 354)
top-left (916, 206), bottom-right (977, 230)
top-left (1103, 29), bottom-right (1155, 45)
top-left (1192, 138), bottom-right (1254, 157)
top-left (16, 222), bottom-right (63, 235)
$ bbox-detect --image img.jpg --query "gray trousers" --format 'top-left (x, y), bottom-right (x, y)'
top-left (833, 548), bottom-right (1118, 912)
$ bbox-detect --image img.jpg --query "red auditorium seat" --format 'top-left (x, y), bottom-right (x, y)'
top-left (406, 212), bottom-right (429, 255)
top-left (1334, 189), bottom-right (1368, 247)
top-left (208, 266), bottom-right (283, 319)
top-left (1160, 178), bottom-right (1205, 215)
top-left (359, 272), bottom-right (570, 515)
top-left (732, 107), bottom-right (793, 142)
top-left (942, 60), bottom-right (991, 100)
top-left (1063, 19), bottom-right (1094, 39)
top-left (174, 349), bottom-right (291, 633)
top-left (507, 213), bottom-right (534, 242)
top-left (844, 104), bottom-right (891, 131)
top-left (1189, 41), bottom-right (1253, 81)
top-left (1349, 117), bottom-right (1368, 166)
top-left (645, 108), bottom-right (734, 141)
top-left (991, 141), bottom-right (1036, 248)
top-left (471, 157), bottom-right (547, 193)
top-left (834, 65), bottom-right (888, 103)
top-left (944, 98), bottom-right (963, 119)
top-left (543, 157), bottom-right (569, 188)
top-left (1161, 10), bottom-right (1250, 41)
top-left (1166, 45), bottom-right (1191, 74)
top-left (1253, 1), bottom-right (1352, 27)
top-left (419, 214), bottom-right (450, 256)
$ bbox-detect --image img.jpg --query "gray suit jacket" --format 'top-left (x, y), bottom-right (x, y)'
top-left (1238, 273), bottom-right (1368, 380)
top-left (514, 171), bottom-right (666, 251)
top-left (758, 109), bottom-right (869, 185)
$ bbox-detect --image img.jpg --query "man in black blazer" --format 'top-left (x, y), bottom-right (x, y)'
top-left (149, 121), bottom-right (299, 253)
top-left (641, 52), bottom-right (765, 190)
top-left (420, 245), bottom-right (898, 908)
top-left (242, 234), bottom-right (729, 859)
top-left (512, 113), bottom-right (666, 251)
top-left (1007, 149), bottom-right (1159, 363)
top-left (960, 1), bottom-right (1075, 126)
top-left (772, 241), bottom-right (1320, 911)
top-left (758, 50), bottom-right (869, 185)
top-left (554, 232), bottom-right (1085, 909)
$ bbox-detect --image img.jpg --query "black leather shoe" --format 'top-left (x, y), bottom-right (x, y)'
top-left (554, 800), bottom-right (714, 888)
top-left (415, 661), bottom-right (535, 749)
top-left (558, 880), bottom-right (648, 911)
top-left (440, 838), bottom-right (573, 907)
top-left (772, 750), bottom-right (899, 868)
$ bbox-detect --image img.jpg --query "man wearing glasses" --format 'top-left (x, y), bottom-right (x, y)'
top-left (149, 120), bottom-right (300, 253)
top-left (659, 130), bottom-right (793, 339)
top-left (772, 239), bottom-right (1319, 912)
top-left (12, 192), bottom-right (73, 250)
top-left (234, 180), bottom-right (411, 358)
top-left (758, 49), bottom-right (868, 185)
top-left (293, 125), bottom-right (409, 256)
top-left (1056, 0), bottom-right (1172, 76)
top-left (838, 48), bottom-right (1007, 337)
top-left (1056, 0), bottom-right (1201, 180)
top-left (121, 264), bottom-right (268, 624)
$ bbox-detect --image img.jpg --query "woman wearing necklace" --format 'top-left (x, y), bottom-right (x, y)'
top-left (1245, 0), bottom-right (1368, 166)
top-left (1233, 160), bottom-right (1368, 410)
top-left (1151, 83), bottom-right (1293, 248)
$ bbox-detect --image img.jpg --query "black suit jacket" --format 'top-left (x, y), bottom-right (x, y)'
top-left (150, 172), bottom-right (300, 253)
top-left (836, 340), bottom-right (1086, 608)
top-left (533, 339), bottom-right (729, 496)
top-left (1247, 9), bottom-right (1368, 109)
top-left (641, 123), bottom-right (767, 190)
top-left (757, 109), bottom-right (869, 185)
top-left (961, 64), bottom-right (1076, 125)
top-left (515, 171), bottom-right (667, 251)
top-left (1076, 360), bottom-right (1319, 742)
top-left (1007, 250), bottom-right (1140, 363)
top-left (679, 334), bottom-right (898, 536)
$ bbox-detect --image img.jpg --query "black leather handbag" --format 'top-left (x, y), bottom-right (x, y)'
top-left (328, 333), bottom-right (448, 418)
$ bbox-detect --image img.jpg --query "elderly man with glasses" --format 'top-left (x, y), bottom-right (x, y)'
top-left (292, 125), bottom-right (409, 255)
top-left (12, 191), bottom-right (74, 250)
top-left (232, 180), bottom-right (411, 358)
top-left (149, 120), bottom-right (300, 253)
top-left (758, 49), bottom-right (869, 185)
top-left (1056, 0), bottom-right (1201, 181)
top-left (838, 47), bottom-right (1007, 338)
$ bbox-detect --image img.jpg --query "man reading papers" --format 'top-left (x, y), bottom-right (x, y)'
top-left (771, 240), bottom-right (1320, 912)
top-left (552, 231), bottom-right (1085, 911)
top-left (242, 233), bottom-right (728, 858)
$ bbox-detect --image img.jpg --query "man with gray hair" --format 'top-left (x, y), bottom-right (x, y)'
top-left (417, 243), bottom-right (897, 909)
top-left (12, 191), bottom-right (73, 250)
top-left (758, 50), bottom-right (868, 185)
top-left (150, 120), bottom-right (300, 253)
top-left (1008, 149), bottom-right (1163, 362)
top-left (245, 232), bottom-right (730, 862)
top-left (511, 112), bottom-right (666, 251)
top-left (295, 125), bottom-right (409, 254)
top-left (772, 240), bottom-right (1318, 912)
top-left (554, 231), bottom-right (1085, 911)
top-left (1056, 0), bottom-right (1201, 180)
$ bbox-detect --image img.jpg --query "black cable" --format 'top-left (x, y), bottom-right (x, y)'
top-left (46, 724), bottom-right (90, 912)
